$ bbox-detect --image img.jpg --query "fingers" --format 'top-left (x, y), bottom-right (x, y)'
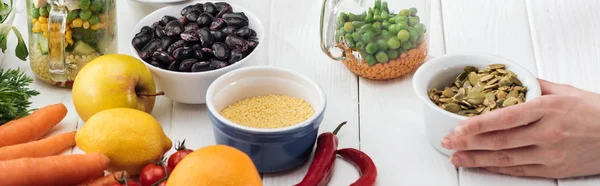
top-left (450, 146), bottom-right (542, 167)
top-left (453, 97), bottom-right (545, 136)
top-left (484, 165), bottom-right (549, 178)
top-left (442, 124), bottom-right (538, 151)
top-left (538, 78), bottom-right (578, 96)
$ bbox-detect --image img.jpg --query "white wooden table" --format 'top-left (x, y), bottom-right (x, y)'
top-left (2, 0), bottom-right (600, 185)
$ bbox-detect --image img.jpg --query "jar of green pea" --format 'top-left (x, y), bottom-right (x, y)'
top-left (320, 0), bottom-right (430, 80)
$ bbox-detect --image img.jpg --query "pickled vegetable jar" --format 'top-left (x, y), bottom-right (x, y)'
top-left (320, 0), bottom-right (430, 80)
top-left (26, 0), bottom-right (116, 87)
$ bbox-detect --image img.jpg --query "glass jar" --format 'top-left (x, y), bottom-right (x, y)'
top-left (320, 0), bottom-right (430, 80)
top-left (25, 0), bottom-right (117, 87)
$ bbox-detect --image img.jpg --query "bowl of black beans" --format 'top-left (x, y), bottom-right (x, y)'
top-left (130, 1), bottom-right (263, 104)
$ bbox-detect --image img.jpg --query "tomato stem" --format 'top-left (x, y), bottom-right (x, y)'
top-left (332, 121), bottom-right (347, 135)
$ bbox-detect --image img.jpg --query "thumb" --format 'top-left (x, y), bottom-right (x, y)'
top-left (537, 78), bottom-right (577, 95)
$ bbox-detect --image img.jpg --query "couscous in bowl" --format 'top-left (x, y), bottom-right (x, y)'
top-left (205, 66), bottom-right (327, 173)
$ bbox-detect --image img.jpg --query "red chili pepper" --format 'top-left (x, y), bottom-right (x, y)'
top-left (294, 121), bottom-right (347, 186)
top-left (337, 148), bottom-right (377, 186)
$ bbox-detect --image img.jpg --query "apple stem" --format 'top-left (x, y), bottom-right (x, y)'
top-left (138, 91), bottom-right (165, 97)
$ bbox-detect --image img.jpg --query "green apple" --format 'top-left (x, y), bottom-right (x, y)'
top-left (72, 54), bottom-right (162, 121)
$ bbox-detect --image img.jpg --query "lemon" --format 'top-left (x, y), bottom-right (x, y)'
top-left (75, 108), bottom-right (172, 175)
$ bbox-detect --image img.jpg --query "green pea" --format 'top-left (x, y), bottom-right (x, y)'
top-left (381, 11), bottom-right (389, 20)
top-left (377, 39), bottom-right (388, 51)
top-left (374, 9), bottom-right (380, 17)
top-left (352, 21), bottom-right (365, 29)
top-left (401, 41), bottom-right (412, 50)
top-left (365, 54), bottom-right (377, 66)
top-left (411, 40), bottom-right (418, 48)
top-left (409, 29), bottom-right (419, 42)
top-left (372, 22), bottom-right (382, 33)
top-left (375, 51), bottom-right (389, 63)
top-left (66, 10), bottom-right (80, 21)
top-left (388, 24), bottom-right (399, 36)
top-left (358, 24), bottom-right (372, 33)
top-left (414, 23), bottom-right (426, 34)
top-left (348, 12), bottom-right (366, 21)
top-left (30, 7), bottom-right (40, 18)
top-left (387, 50), bottom-right (399, 59)
top-left (395, 16), bottom-right (407, 23)
top-left (39, 5), bottom-right (49, 17)
top-left (396, 22), bottom-right (408, 31)
top-left (335, 31), bottom-right (343, 42)
top-left (409, 7), bottom-right (418, 16)
top-left (397, 30), bottom-right (410, 42)
top-left (388, 17), bottom-right (396, 24)
top-left (362, 31), bottom-right (375, 43)
top-left (381, 21), bottom-right (390, 29)
top-left (338, 12), bottom-right (349, 23)
top-left (90, 0), bottom-right (104, 12)
top-left (387, 37), bottom-right (401, 49)
top-left (373, 14), bottom-right (380, 21)
top-left (80, 0), bottom-right (91, 10)
top-left (344, 33), bottom-right (353, 41)
top-left (365, 12), bottom-right (374, 23)
top-left (381, 30), bottom-right (391, 39)
top-left (352, 32), bottom-right (361, 42)
top-left (399, 9), bottom-right (410, 16)
top-left (79, 9), bottom-right (93, 20)
top-left (365, 42), bottom-right (378, 54)
top-left (337, 27), bottom-right (346, 36)
top-left (355, 41), bottom-right (365, 50)
top-left (409, 16), bottom-right (420, 26)
top-left (382, 2), bottom-right (389, 13)
top-left (88, 15), bottom-right (100, 25)
top-left (374, 0), bottom-right (381, 9)
top-left (343, 22), bottom-right (354, 32)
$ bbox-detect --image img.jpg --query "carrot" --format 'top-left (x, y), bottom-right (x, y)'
top-left (0, 103), bottom-right (68, 148)
top-left (78, 171), bottom-right (130, 186)
top-left (0, 131), bottom-right (76, 161)
top-left (0, 153), bottom-right (110, 186)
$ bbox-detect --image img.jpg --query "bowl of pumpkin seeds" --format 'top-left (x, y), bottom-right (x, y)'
top-left (412, 53), bottom-right (541, 156)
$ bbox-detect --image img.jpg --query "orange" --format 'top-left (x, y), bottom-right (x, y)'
top-left (166, 145), bottom-right (262, 186)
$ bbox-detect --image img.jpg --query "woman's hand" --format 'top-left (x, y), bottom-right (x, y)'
top-left (441, 79), bottom-right (600, 179)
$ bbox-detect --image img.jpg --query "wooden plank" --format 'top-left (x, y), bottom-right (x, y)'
top-left (525, 0), bottom-right (600, 185)
top-left (260, 0), bottom-right (360, 185)
top-left (441, 0), bottom-right (555, 185)
top-left (356, 0), bottom-right (459, 185)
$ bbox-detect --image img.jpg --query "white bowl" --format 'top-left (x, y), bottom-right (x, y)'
top-left (130, 1), bottom-right (265, 104)
top-left (412, 53), bottom-right (542, 156)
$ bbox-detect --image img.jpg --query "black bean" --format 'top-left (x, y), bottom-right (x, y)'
top-left (194, 3), bottom-right (204, 10)
top-left (135, 26), bottom-right (153, 38)
top-left (201, 47), bottom-right (214, 58)
top-left (210, 30), bottom-right (226, 42)
top-left (154, 25), bottom-right (166, 38)
top-left (234, 27), bottom-right (257, 39)
top-left (229, 50), bottom-right (243, 64)
top-left (138, 39), bottom-right (161, 60)
top-left (160, 15), bottom-right (178, 26)
top-left (191, 61), bottom-right (211, 72)
top-left (203, 2), bottom-right (218, 16)
top-left (210, 18), bottom-right (227, 30)
top-left (141, 26), bottom-right (153, 34)
top-left (221, 26), bottom-right (237, 35)
top-left (150, 61), bottom-right (167, 69)
top-left (167, 40), bottom-right (186, 54)
top-left (212, 42), bottom-right (230, 60)
top-left (152, 51), bottom-right (174, 66)
top-left (224, 35), bottom-right (248, 52)
top-left (185, 10), bottom-right (202, 23)
top-left (184, 23), bottom-right (200, 32)
top-left (168, 61), bottom-right (181, 71)
top-left (196, 12), bottom-right (214, 28)
top-left (209, 59), bottom-right (229, 69)
top-left (224, 17), bottom-right (249, 28)
top-left (178, 16), bottom-right (187, 25)
top-left (243, 40), bottom-right (258, 56)
top-left (158, 36), bottom-right (176, 51)
top-left (198, 28), bottom-right (214, 48)
top-left (164, 20), bottom-right (184, 37)
top-left (181, 5), bottom-right (201, 16)
top-left (192, 44), bottom-right (204, 59)
top-left (132, 35), bottom-right (152, 50)
top-left (180, 30), bottom-right (199, 42)
top-left (179, 58), bottom-right (198, 72)
top-left (151, 21), bottom-right (161, 29)
top-left (222, 12), bottom-right (248, 22)
top-left (173, 47), bottom-right (195, 61)
top-left (215, 3), bottom-right (232, 18)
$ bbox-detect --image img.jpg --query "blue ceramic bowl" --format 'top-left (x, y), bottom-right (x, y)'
top-left (205, 66), bottom-right (327, 173)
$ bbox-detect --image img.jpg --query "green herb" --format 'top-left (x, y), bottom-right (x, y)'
top-left (0, 68), bottom-right (40, 125)
top-left (0, 0), bottom-right (11, 23)
top-left (0, 0), bottom-right (28, 61)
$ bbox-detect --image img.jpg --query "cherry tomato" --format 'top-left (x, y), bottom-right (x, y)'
top-left (140, 161), bottom-right (171, 186)
top-left (111, 179), bottom-right (141, 186)
top-left (167, 139), bottom-right (193, 170)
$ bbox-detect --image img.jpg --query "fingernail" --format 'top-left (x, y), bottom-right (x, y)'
top-left (450, 154), bottom-right (463, 165)
top-left (441, 137), bottom-right (453, 149)
top-left (455, 124), bottom-right (467, 136)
